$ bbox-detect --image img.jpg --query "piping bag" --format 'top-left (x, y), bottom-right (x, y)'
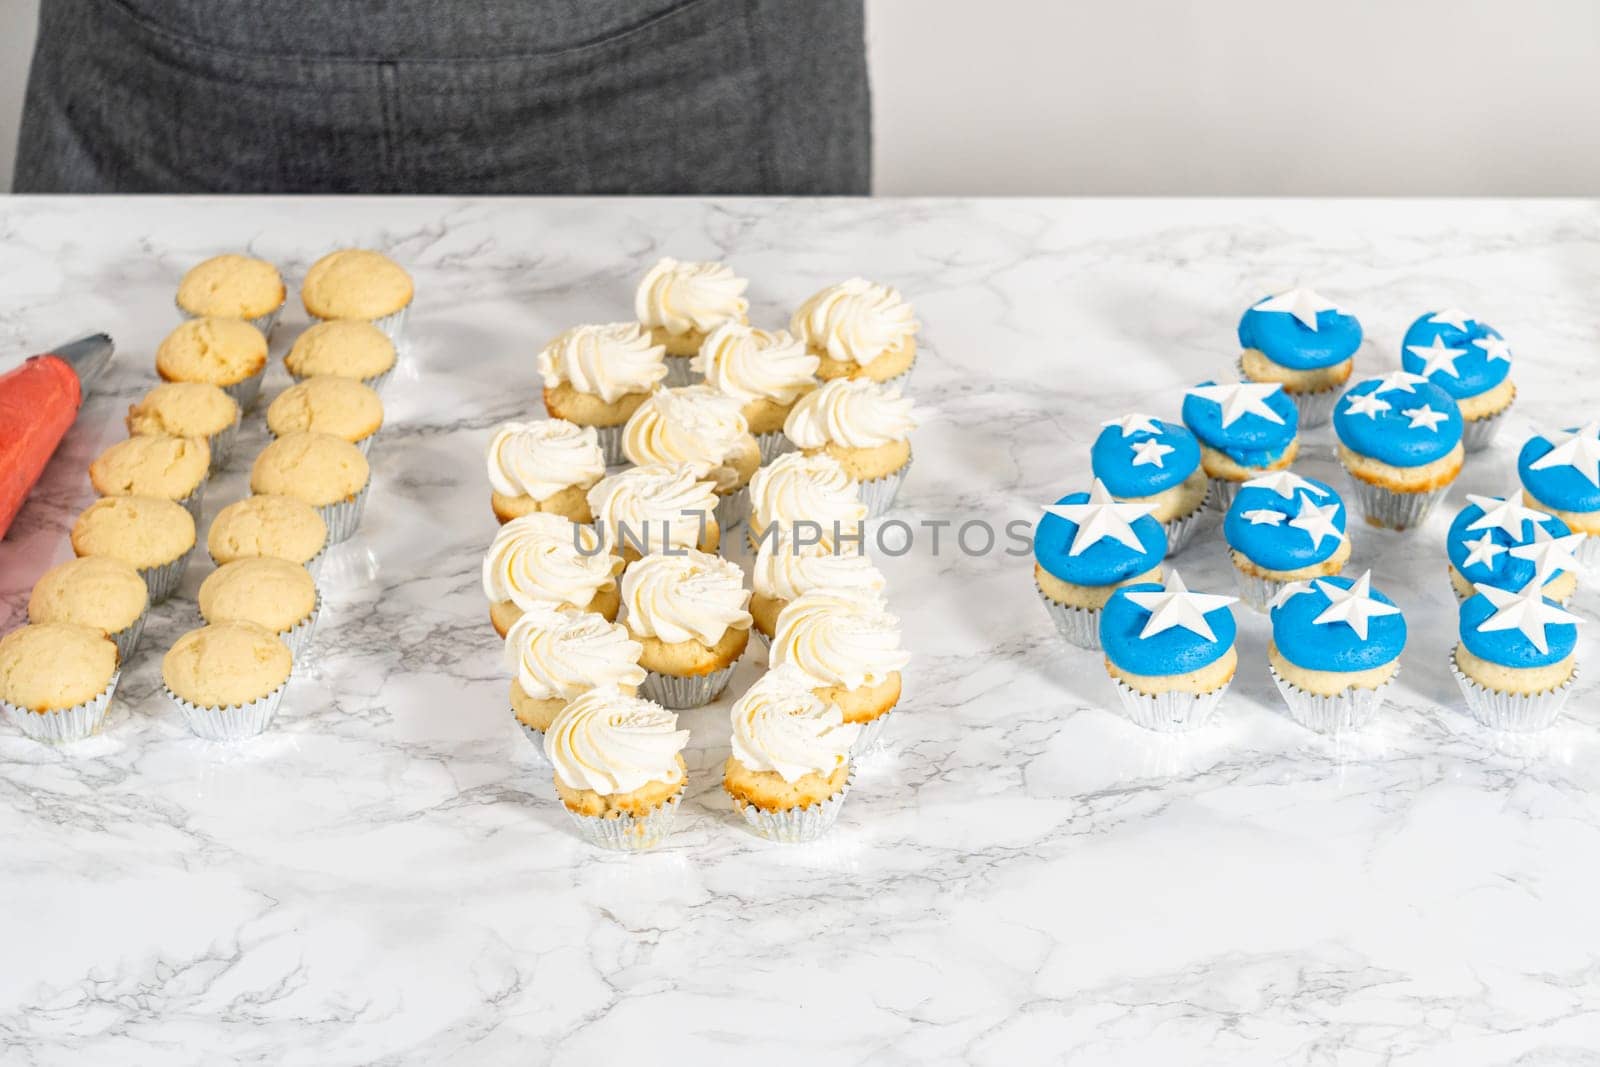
top-left (0, 334), bottom-right (114, 540)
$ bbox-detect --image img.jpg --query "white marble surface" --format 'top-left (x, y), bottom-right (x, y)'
top-left (4, 198), bottom-right (1600, 1064)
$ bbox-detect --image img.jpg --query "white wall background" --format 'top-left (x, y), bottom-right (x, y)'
top-left (2, 0), bottom-right (1599, 195)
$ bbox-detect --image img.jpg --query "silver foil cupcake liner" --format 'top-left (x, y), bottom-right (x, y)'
top-left (1110, 676), bottom-right (1230, 732)
top-left (1343, 475), bottom-right (1448, 532)
top-left (317, 483), bottom-right (370, 545)
top-left (1235, 355), bottom-right (1339, 430)
top-left (1206, 477), bottom-right (1242, 513)
top-left (518, 721), bottom-right (550, 764)
top-left (177, 483), bottom-right (206, 525)
top-left (849, 711), bottom-right (893, 756)
top-left (280, 591), bottom-right (321, 662)
top-left (661, 355), bottom-right (700, 388)
top-left (208, 417), bottom-right (241, 472)
top-left (858, 460), bottom-right (910, 519)
top-left (1233, 566), bottom-right (1290, 613)
top-left (714, 486), bottom-right (751, 531)
top-left (1036, 582), bottom-right (1103, 650)
top-left (756, 431), bottom-right (795, 465)
top-left (1163, 505), bottom-right (1204, 557)
top-left (176, 296), bottom-right (285, 343)
top-left (221, 366), bottom-right (266, 412)
top-left (734, 768), bottom-right (854, 844)
top-left (640, 659), bottom-right (740, 709)
top-left (140, 553), bottom-right (190, 605)
top-left (1460, 402), bottom-right (1511, 454)
top-left (593, 424), bottom-right (626, 467)
top-left (110, 609), bottom-right (149, 664)
top-left (1450, 650), bottom-right (1575, 733)
top-left (2, 670), bottom-right (119, 744)
top-left (568, 791), bottom-right (681, 851)
top-left (166, 680), bottom-right (288, 742)
top-left (1269, 662), bottom-right (1394, 735)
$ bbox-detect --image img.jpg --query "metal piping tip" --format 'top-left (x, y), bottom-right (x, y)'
top-left (49, 334), bottom-right (115, 394)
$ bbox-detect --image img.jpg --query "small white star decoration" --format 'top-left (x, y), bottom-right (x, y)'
top-left (1242, 509), bottom-right (1286, 526)
top-left (1372, 370), bottom-right (1431, 396)
top-left (1287, 495), bottom-right (1343, 549)
top-left (1343, 391), bottom-right (1392, 419)
top-left (1472, 576), bottom-right (1583, 654)
top-left (1130, 438), bottom-right (1174, 468)
top-left (1405, 336), bottom-right (1466, 378)
top-left (1528, 421), bottom-right (1600, 487)
top-left (1185, 382), bottom-right (1286, 428)
top-left (1044, 479), bottom-right (1157, 557)
top-left (1471, 335), bottom-right (1512, 363)
top-left (1508, 527), bottom-right (1587, 583)
top-left (1429, 308), bottom-right (1475, 331)
top-left (1400, 404), bottom-right (1450, 432)
top-left (1312, 571), bottom-right (1402, 640)
top-left (1461, 534), bottom-right (1506, 569)
top-left (1242, 470), bottom-right (1325, 499)
top-left (1465, 493), bottom-right (1549, 537)
top-left (1123, 571), bottom-right (1238, 642)
top-left (1101, 413), bottom-right (1162, 437)
top-left (1253, 288), bottom-right (1340, 330)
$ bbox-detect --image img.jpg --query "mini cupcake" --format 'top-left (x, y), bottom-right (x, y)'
top-left (162, 621), bottom-right (293, 741)
top-left (692, 322), bottom-right (819, 461)
top-left (1091, 414), bottom-right (1207, 556)
top-left (1400, 309), bottom-right (1514, 452)
top-left (1237, 288), bottom-right (1362, 427)
top-left (0, 622), bottom-right (120, 743)
top-left (790, 278), bottom-right (918, 387)
top-left (783, 377), bottom-right (917, 517)
top-left (769, 589), bottom-right (910, 755)
top-left (27, 556), bottom-right (149, 664)
top-left (1446, 493), bottom-right (1579, 603)
top-left (1098, 571), bottom-right (1239, 732)
top-left (724, 665), bottom-right (860, 843)
top-left (622, 385), bottom-right (761, 530)
top-left (285, 320), bottom-right (398, 392)
top-left (485, 419), bottom-right (605, 525)
top-left (250, 431), bottom-right (371, 544)
top-left (1033, 478), bottom-right (1166, 650)
top-left (481, 513), bottom-right (622, 636)
top-left (749, 527), bottom-right (886, 645)
top-left (635, 257), bottom-right (750, 385)
top-left (1181, 380), bottom-right (1300, 511)
top-left (620, 550), bottom-right (752, 708)
top-left (126, 382), bottom-right (242, 471)
top-left (268, 376), bottom-right (385, 455)
top-left (176, 254), bottom-right (287, 338)
top-left (587, 463), bottom-right (721, 564)
top-left (1267, 571), bottom-right (1405, 734)
top-left (198, 558), bottom-right (320, 660)
top-left (504, 603), bottom-right (646, 754)
top-left (1452, 576), bottom-right (1582, 732)
top-left (545, 686), bottom-right (690, 850)
top-left (538, 323), bottom-right (669, 464)
top-left (1519, 422), bottom-right (1600, 564)
top-left (71, 495), bottom-right (195, 603)
top-left (155, 317), bottom-right (269, 410)
top-left (89, 435), bottom-right (210, 521)
top-left (747, 450), bottom-right (867, 550)
top-left (301, 248), bottom-right (414, 345)
top-left (1222, 471), bottom-right (1350, 610)
top-left (1333, 372), bottom-right (1464, 530)
top-left (207, 494), bottom-right (328, 574)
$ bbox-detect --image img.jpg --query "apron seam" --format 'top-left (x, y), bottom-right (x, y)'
top-left (737, 0), bottom-right (778, 194)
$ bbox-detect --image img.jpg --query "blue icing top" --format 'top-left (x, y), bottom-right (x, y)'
top-left (1333, 377), bottom-right (1463, 467)
top-left (1100, 581), bottom-right (1236, 676)
top-left (1519, 429), bottom-right (1600, 513)
top-left (1458, 592), bottom-right (1577, 669)
top-left (1180, 381), bottom-right (1298, 467)
top-left (1090, 418), bottom-right (1201, 498)
top-left (1034, 491), bottom-right (1166, 588)
top-left (1223, 476), bottom-right (1347, 570)
top-left (1398, 311), bottom-right (1511, 400)
top-left (1445, 498), bottom-right (1570, 589)
top-left (1270, 575), bottom-right (1406, 672)
top-left (1238, 298), bottom-right (1362, 371)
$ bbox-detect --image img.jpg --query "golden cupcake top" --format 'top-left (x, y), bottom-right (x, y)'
top-left (634, 257), bottom-right (749, 337)
top-left (155, 317), bottom-right (268, 387)
top-left (207, 494), bottom-right (327, 566)
top-left (162, 621), bottom-right (292, 708)
top-left (71, 495), bottom-right (196, 570)
top-left (301, 249), bottom-right (413, 320)
top-left (0, 622), bottom-right (119, 712)
top-left (126, 382), bottom-right (240, 440)
top-left (728, 664), bottom-right (858, 782)
top-left (544, 685), bottom-right (690, 796)
top-left (537, 322), bottom-right (667, 403)
top-left (267, 376), bottom-right (384, 444)
top-left (790, 278), bottom-right (918, 367)
top-left (89, 435), bottom-right (210, 501)
top-left (621, 385), bottom-right (756, 490)
top-left (28, 556), bottom-right (148, 635)
top-left (783, 377), bottom-right (918, 451)
top-left (176, 254), bottom-right (286, 320)
top-left (284, 319), bottom-right (397, 381)
top-left (250, 431), bottom-right (370, 507)
top-left (199, 558), bottom-right (318, 635)
top-left (619, 549), bottom-right (753, 646)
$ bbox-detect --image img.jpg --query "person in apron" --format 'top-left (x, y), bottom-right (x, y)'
top-left (14, 0), bottom-right (870, 194)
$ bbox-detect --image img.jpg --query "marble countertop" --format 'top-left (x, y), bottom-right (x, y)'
top-left (4, 197), bottom-right (1600, 1064)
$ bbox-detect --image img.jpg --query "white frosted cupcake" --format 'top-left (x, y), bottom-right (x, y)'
top-left (505, 603), bottom-right (646, 756)
top-left (747, 450), bottom-right (868, 550)
top-left (486, 418), bottom-right (607, 525)
top-left (621, 549), bottom-right (753, 708)
top-left (635, 257), bottom-right (750, 383)
top-left (791, 278), bottom-right (919, 387)
top-left (783, 377), bottom-right (917, 517)
top-left (770, 588), bottom-right (909, 755)
top-left (588, 462), bottom-right (722, 564)
top-left (692, 322), bottom-right (819, 461)
top-left (749, 528), bottom-right (887, 645)
top-left (481, 513), bottom-right (622, 638)
top-left (622, 385), bottom-right (761, 530)
top-left (538, 323), bottom-right (669, 464)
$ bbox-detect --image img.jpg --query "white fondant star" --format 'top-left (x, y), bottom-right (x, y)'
top-left (1253, 288), bottom-right (1340, 331)
top-left (1102, 413), bottom-right (1163, 438)
top-left (1242, 508), bottom-right (1286, 526)
top-left (1044, 478), bottom-right (1158, 557)
top-left (1528, 422), bottom-right (1600, 488)
top-left (1461, 534), bottom-right (1507, 570)
top-left (1401, 404), bottom-right (1450, 432)
top-left (1508, 527), bottom-right (1586, 583)
top-left (1123, 570), bottom-right (1238, 642)
top-left (1185, 382), bottom-right (1286, 428)
top-left (1343, 391), bottom-right (1392, 419)
top-left (1130, 438), bottom-right (1175, 468)
top-left (1269, 581), bottom-right (1316, 609)
top-left (1465, 493), bottom-right (1550, 537)
top-left (1288, 495), bottom-right (1344, 550)
top-left (1405, 336), bottom-right (1467, 378)
top-left (1473, 576), bottom-right (1583, 654)
top-left (1372, 370), bottom-right (1431, 396)
top-left (1430, 308), bottom-right (1474, 331)
top-left (1242, 470), bottom-right (1323, 499)
top-left (1472, 334), bottom-right (1512, 363)
top-left (1312, 571), bottom-right (1402, 640)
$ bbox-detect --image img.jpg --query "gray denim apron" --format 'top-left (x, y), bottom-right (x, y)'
top-left (14, 0), bottom-right (870, 194)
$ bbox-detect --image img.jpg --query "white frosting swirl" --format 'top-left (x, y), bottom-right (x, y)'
top-left (545, 686), bottom-right (689, 796)
top-left (751, 532), bottom-right (887, 603)
top-left (622, 385), bottom-right (753, 490)
top-left (790, 278), bottom-right (918, 366)
top-left (587, 463), bottom-right (719, 553)
top-left (634, 258), bottom-right (749, 336)
top-left (749, 451), bottom-right (867, 537)
top-left (690, 323), bottom-right (818, 405)
top-left (783, 377), bottom-right (918, 450)
top-left (481, 513), bottom-right (618, 611)
top-left (620, 549), bottom-right (752, 646)
top-left (486, 419), bottom-right (606, 501)
top-left (770, 589), bottom-right (910, 690)
top-left (729, 665), bottom-right (859, 782)
top-left (504, 604), bottom-right (647, 701)
top-left (537, 323), bottom-right (667, 404)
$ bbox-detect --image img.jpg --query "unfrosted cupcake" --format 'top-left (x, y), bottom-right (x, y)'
top-left (126, 382), bottom-right (242, 471)
top-left (747, 450), bottom-right (867, 550)
top-left (1033, 479), bottom-right (1166, 650)
top-left (71, 495), bottom-right (196, 603)
top-left (155, 317), bottom-right (270, 409)
top-left (162, 621), bottom-right (293, 741)
top-left (1519, 423), bottom-right (1600, 564)
top-left (692, 322), bottom-right (819, 461)
top-left (724, 665), bottom-right (860, 843)
top-left (1091, 414), bottom-right (1207, 556)
top-left (1268, 571), bottom-right (1405, 734)
top-left (1452, 576), bottom-right (1582, 732)
top-left (782, 377), bottom-right (916, 517)
top-left (481, 513), bottom-right (622, 637)
top-left (485, 419), bottom-right (606, 525)
top-left (770, 588), bottom-right (910, 755)
top-left (0, 622), bottom-right (121, 743)
top-left (1181, 380), bottom-right (1300, 511)
top-left (635, 257), bottom-right (750, 384)
top-left (301, 248), bottom-right (413, 344)
top-left (207, 494), bottom-right (328, 574)
top-left (1222, 472), bottom-right (1350, 611)
top-left (622, 385), bottom-right (761, 530)
top-left (539, 323), bottom-right (669, 464)
top-left (284, 320), bottom-right (397, 392)
top-left (198, 558), bottom-right (320, 660)
top-left (268, 375), bottom-right (385, 455)
top-left (89, 435), bottom-right (210, 520)
top-left (1334, 372), bottom-right (1464, 530)
top-left (1098, 571), bottom-right (1239, 732)
top-left (620, 550), bottom-right (752, 708)
top-left (1237, 288), bottom-right (1362, 428)
top-left (1446, 493), bottom-right (1579, 603)
top-left (27, 556), bottom-right (149, 663)
top-left (1400, 309), bottom-right (1514, 452)
top-left (790, 278), bottom-right (918, 387)
top-left (504, 603), bottom-right (646, 753)
top-left (176, 254), bottom-right (286, 337)
top-left (250, 431), bottom-right (371, 543)
top-left (587, 462), bottom-right (721, 564)
top-left (749, 527), bottom-right (886, 644)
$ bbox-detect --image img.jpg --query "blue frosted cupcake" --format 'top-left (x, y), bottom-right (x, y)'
top-left (1333, 373), bottom-right (1464, 530)
top-left (1223, 471), bottom-right (1350, 610)
top-left (1034, 478), bottom-right (1166, 650)
top-left (1445, 493), bottom-right (1579, 603)
top-left (1452, 577), bottom-right (1582, 732)
top-left (1237, 287), bottom-right (1362, 428)
top-left (1268, 571), bottom-right (1405, 734)
top-left (1091, 414), bottom-right (1207, 556)
top-left (1181, 380), bottom-right (1300, 512)
top-left (1519, 423), bottom-right (1600, 564)
top-left (1098, 571), bottom-right (1239, 732)
top-left (1400, 309), bottom-right (1514, 453)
